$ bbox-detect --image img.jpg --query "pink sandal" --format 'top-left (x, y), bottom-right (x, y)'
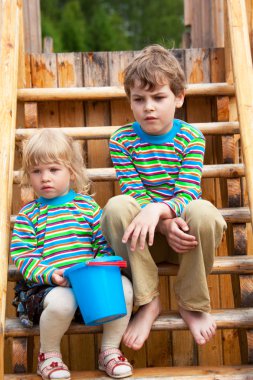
top-left (37, 352), bottom-right (71, 380)
top-left (98, 348), bottom-right (133, 379)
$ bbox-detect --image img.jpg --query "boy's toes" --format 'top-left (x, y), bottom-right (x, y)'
top-left (196, 338), bottom-right (206, 345)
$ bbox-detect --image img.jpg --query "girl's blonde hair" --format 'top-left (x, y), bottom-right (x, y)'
top-left (124, 44), bottom-right (186, 98)
top-left (21, 129), bottom-right (90, 201)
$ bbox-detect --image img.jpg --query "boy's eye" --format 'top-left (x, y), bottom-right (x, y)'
top-left (133, 98), bottom-right (142, 102)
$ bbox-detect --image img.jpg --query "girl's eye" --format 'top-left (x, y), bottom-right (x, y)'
top-left (50, 168), bottom-right (59, 173)
top-left (31, 169), bottom-right (40, 174)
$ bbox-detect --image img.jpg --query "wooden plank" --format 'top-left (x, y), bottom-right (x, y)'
top-left (11, 163), bottom-right (246, 186)
top-left (8, 255), bottom-right (253, 283)
top-left (23, 0), bottom-right (41, 53)
top-left (184, 0), bottom-right (193, 26)
top-left (211, 0), bottom-right (225, 48)
top-left (0, 1), bottom-right (20, 379)
top-left (5, 308), bottom-right (253, 337)
top-left (4, 365), bottom-right (253, 380)
top-left (7, 206), bottom-right (251, 226)
top-left (12, 338), bottom-right (27, 374)
top-left (30, 53), bottom-right (59, 128)
top-left (16, 82), bottom-right (235, 101)
top-left (14, 121), bottom-right (241, 140)
top-left (83, 51), bottom-right (113, 208)
top-left (191, 0), bottom-right (203, 48)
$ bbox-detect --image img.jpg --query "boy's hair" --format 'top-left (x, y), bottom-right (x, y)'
top-left (21, 129), bottom-right (90, 200)
top-left (124, 44), bottom-right (186, 97)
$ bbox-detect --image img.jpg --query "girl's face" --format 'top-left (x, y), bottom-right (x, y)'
top-left (29, 162), bottom-right (74, 199)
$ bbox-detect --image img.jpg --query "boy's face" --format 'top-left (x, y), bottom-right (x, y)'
top-left (129, 81), bottom-right (184, 135)
top-left (29, 162), bottom-right (74, 199)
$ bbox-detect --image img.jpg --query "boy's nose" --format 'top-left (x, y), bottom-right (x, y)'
top-left (144, 101), bottom-right (155, 111)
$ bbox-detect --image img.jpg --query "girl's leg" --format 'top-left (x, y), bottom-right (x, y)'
top-left (99, 276), bottom-right (133, 378)
top-left (38, 286), bottom-right (77, 380)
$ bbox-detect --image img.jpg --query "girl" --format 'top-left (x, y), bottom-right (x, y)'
top-left (11, 129), bottom-right (133, 380)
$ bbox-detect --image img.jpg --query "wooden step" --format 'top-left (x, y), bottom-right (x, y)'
top-left (5, 308), bottom-right (253, 337)
top-left (220, 207), bottom-right (251, 223)
top-left (4, 365), bottom-right (253, 379)
top-left (7, 255), bottom-right (253, 282)
top-left (15, 122), bottom-right (240, 139)
top-left (12, 163), bottom-right (245, 184)
top-left (17, 82), bottom-right (235, 102)
top-left (9, 207), bottom-right (252, 227)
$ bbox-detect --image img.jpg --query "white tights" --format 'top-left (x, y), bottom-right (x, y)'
top-left (40, 276), bottom-right (133, 353)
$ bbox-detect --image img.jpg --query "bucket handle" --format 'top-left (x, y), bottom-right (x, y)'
top-left (87, 261), bottom-right (127, 268)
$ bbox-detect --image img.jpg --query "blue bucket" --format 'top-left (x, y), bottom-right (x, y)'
top-left (64, 256), bottom-right (127, 326)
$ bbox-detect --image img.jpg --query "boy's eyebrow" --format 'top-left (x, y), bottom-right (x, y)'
top-left (131, 90), bottom-right (168, 96)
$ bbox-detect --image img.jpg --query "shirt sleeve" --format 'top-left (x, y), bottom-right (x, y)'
top-left (109, 138), bottom-right (153, 207)
top-left (164, 137), bottom-right (205, 216)
top-left (90, 200), bottom-right (115, 257)
top-left (10, 214), bottom-right (55, 285)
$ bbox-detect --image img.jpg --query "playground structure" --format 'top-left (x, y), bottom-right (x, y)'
top-left (1, 0), bottom-right (253, 378)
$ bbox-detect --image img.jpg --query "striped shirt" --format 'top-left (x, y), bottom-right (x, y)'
top-left (109, 119), bottom-right (205, 216)
top-left (10, 190), bottom-right (113, 285)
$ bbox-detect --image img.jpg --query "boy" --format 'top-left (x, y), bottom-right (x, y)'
top-left (101, 44), bottom-right (227, 350)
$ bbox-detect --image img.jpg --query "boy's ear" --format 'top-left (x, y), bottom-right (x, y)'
top-left (175, 91), bottom-right (185, 108)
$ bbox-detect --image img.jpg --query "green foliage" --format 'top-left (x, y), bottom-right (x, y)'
top-left (40, 0), bottom-right (184, 52)
top-left (60, 0), bottom-right (88, 52)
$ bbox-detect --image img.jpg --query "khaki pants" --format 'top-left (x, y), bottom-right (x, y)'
top-left (101, 195), bottom-right (227, 313)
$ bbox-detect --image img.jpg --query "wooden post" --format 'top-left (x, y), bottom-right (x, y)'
top-left (0, 1), bottom-right (21, 379)
top-left (23, 0), bottom-right (42, 52)
top-left (227, 0), bottom-right (253, 229)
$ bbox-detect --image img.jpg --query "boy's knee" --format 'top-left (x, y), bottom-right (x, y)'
top-left (102, 195), bottom-right (141, 224)
top-left (104, 195), bottom-right (132, 213)
top-left (183, 200), bottom-right (226, 233)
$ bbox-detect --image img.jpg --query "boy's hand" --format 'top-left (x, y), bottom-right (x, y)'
top-left (52, 269), bottom-right (69, 287)
top-left (157, 217), bottom-right (198, 253)
top-left (122, 203), bottom-right (171, 251)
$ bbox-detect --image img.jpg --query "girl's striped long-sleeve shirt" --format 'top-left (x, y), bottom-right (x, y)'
top-left (109, 119), bottom-right (205, 216)
top-left (10, 190), bottom-right (113, 285)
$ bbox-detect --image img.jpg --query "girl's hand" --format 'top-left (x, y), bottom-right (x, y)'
top-left (52, 269), bottom-right (69, 287)
top-left (122, 203), bottom-right (172, 251)
top-left (157, 217), bottom-right (198, 253)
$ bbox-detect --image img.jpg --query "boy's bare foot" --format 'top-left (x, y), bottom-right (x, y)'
top-left (179, 306), bottom-right (216, 345)
top-left (123, 296), bottom-right (161, 350)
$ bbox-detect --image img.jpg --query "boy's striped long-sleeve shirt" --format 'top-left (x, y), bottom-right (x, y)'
top-left (109, 119), bottom-right (205, 216)
top-left (10, 190), bottom-right (113, 285)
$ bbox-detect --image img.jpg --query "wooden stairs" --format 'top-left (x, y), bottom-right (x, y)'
top-left (1, 0), bottom-right (253, 378)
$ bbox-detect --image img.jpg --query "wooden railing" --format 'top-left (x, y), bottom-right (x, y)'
top-left (0, 1), bottom-right (22, 380)
top-left (227, 0), bottom-right (253, 229)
